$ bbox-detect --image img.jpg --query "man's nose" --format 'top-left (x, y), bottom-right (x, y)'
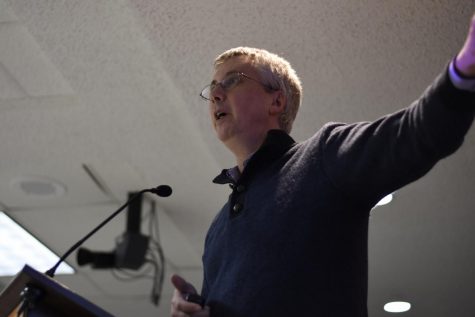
top-left (210, 84), bottom-right (226, 103)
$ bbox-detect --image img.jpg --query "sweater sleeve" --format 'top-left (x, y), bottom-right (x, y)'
top-left (320, 66), bottom-right (475, 206)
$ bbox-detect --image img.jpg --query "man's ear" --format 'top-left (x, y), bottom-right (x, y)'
top-left (269, 91), bottom-right (286, 115)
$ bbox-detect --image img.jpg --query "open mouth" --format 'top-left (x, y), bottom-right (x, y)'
top-left (215, 112), bottom-right (227, 120)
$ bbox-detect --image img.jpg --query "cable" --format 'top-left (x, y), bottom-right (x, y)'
top-left (147, 200), bottom-right (165, 306)
top-left (108, 198), bottom-right (166, 306)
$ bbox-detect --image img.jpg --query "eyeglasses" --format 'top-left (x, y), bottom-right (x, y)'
top-left (199, 72), bottom-right (277, 101)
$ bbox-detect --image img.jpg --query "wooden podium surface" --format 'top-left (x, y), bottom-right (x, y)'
top-left (0, 265), bottom-right (114, 317)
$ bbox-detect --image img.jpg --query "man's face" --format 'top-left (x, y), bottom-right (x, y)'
top-left (208, 56), bottom-right (279, 145)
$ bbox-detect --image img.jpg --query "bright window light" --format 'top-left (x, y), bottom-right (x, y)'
top-left (0, 211), bottom-right (74, 276)
top-left (384, 301), bottom-right (411, 313)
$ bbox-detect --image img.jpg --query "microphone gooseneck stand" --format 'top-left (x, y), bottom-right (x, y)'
top-left (16, 186), bottom-right (172, 317)
top-left (45, 186), bottom-right (171, 278)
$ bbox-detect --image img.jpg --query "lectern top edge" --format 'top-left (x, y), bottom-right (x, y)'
top-left (0, 265), bottom-right (114, 317)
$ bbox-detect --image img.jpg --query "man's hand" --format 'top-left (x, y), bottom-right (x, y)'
top-left (170, 274), bottom-right (210, 317)
top-left (456, 12), bottom-right (475, 77)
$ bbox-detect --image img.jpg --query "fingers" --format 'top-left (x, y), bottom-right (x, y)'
top-left (171, 274), bottom-right (198, 294)
top-left (171, 289), bottom-right (204, 316)
top-left (468, 11), bottom-right (475, 36)
top-left (170, 275), bottom-right (208, 317)
top-left (455, 11), bottom-right (475, 77)
top-left (191, 306), bottom-right (210, 317)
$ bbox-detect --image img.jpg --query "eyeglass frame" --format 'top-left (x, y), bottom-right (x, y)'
top-left (199, 72), bottom-right (279, 101)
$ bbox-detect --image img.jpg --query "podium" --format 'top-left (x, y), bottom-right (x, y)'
top-left (0, 265), bottom-right (114, 317)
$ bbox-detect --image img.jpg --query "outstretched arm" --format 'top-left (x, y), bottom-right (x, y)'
top-left (320, 11), bottom-right (475, 205)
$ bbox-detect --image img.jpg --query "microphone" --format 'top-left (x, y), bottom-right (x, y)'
top-left (45, 185), bottom-right (172, 278)
top-left (148, 185), bottom-right (172, 197)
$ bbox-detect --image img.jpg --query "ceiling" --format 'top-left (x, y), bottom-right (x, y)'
top-left (1, 0), bottom-right (474, 316)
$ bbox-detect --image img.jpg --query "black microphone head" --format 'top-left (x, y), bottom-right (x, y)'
top-left (149, 185), bottom-right (172, 197)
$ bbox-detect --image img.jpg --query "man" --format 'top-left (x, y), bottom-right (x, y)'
top-left (171, 12), bottom-right (475, 317)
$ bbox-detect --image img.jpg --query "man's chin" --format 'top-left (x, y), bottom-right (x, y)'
top-left (214, 126), bottom-right (232, 142)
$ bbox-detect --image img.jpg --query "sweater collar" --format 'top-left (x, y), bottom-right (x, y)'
top-left (213, 130), bottom-right (296, 185)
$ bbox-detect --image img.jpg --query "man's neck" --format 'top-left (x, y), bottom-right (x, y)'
top-left (224, 131), bottom-right (269, 172)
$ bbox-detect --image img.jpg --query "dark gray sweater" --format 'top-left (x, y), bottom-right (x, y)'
top-left (201, 68), bottom-right (475, 317)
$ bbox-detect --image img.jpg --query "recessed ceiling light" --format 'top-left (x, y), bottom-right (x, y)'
top-left (376, 193), bottom-right (393, 207)
top-left (10, 176), bottom-right (67, 197)
top-left (0, 211), bottom-right (74, 276)
top-left (384, 301), bottom-right (411, 313)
